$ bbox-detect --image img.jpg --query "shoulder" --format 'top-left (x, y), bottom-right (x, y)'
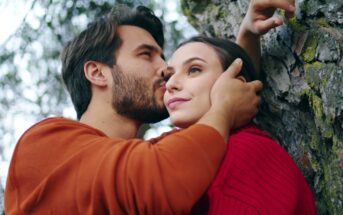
top-left (215, 125), bottom-right (314, 213)
top-left (25, 117), bottom-right (105, 135)
top-left (19, 117), bottom-right (107, 143)
top-left (228, 124), bottom-right (289, 161)
top-left (225, 124), bottom-right (307, 190)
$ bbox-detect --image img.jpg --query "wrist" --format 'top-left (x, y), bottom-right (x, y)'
top-left (197, 105), bottom-right (233, 140)
top-left (209, 104), bottom-right (234, 130)
top-left (237, 17), bottom-right (261, 41)
top-left (237, 26), bottom-right (260, 43)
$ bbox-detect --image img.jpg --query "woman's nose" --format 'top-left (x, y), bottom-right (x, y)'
top-left (165, 71), bottom-right (181, 92)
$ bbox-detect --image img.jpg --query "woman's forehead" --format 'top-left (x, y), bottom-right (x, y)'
top-left (169, 42), bottom-right (218, 66)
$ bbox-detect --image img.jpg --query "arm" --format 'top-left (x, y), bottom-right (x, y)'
top-left (236, 0), bottom-right (295, 75)
top-left (198, 58), bottom-right (262, 139)
top-left (114, 60), bottom-right (262, 214)
top-left (6, 62), bottom-right (262, 214)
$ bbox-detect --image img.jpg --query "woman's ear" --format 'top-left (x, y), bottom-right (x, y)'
top-left (237, 75), bottom-right (247, 82)
top-left (84, 61), bottom-right (108, 87)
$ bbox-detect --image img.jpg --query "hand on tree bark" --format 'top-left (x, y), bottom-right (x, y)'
top-left (241, 0), bottom-right (295, 36)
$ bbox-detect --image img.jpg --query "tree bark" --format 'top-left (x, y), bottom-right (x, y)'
top-left (181, 0), bottom-right (343, 214)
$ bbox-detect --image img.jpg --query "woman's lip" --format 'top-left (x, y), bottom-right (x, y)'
top-left (167, 97), bottom-right (190, 108)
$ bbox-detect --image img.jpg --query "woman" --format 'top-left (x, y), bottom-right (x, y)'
top-left (163, 36), bottom-right (316, 214)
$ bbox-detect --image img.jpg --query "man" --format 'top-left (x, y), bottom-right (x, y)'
top-left (4, 1), bottom-right (295, 214)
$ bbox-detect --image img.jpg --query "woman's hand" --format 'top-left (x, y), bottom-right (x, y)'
top-left (237, 0), bottom-right (295, 75)
top-left (240, 0), bottom-right (295, 36)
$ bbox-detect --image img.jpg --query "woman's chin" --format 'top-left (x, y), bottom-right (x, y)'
top-left (170, 118), bottom-right (194, 129)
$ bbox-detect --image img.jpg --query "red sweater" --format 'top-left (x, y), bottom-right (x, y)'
top-left (191, 124), bottom-right (316, 215)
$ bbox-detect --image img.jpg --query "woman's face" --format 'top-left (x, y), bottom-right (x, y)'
top-left (164, 42), bottom-right (223, 128)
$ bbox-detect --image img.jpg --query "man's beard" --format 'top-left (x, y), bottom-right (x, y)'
top-left (111, 66), bottom-right (169, 123)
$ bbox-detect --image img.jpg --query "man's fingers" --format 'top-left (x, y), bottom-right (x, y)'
top-left (248, 80), bottom-right (263, 92)
top-left (224, 58), bottom-right (243, 78)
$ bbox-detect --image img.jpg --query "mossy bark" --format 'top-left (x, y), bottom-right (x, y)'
top-left (181, 0), bottom-right (343, 214)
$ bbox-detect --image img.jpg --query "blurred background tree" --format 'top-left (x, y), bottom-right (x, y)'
top-left (0, 0), bottom-right (196, 196)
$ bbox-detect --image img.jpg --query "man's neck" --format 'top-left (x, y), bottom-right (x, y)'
top-left (80, 108), bottom-right (141, 139)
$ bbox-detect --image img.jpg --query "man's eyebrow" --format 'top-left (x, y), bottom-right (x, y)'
top-left (135, 44), bottom-right (165, 59)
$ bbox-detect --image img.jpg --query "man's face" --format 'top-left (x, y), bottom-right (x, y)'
top-left (111, 25), bottom-right (168, 123)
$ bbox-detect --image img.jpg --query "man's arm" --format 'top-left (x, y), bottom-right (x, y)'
top-left (116, 59), bottom-right (262, 214)
top-left (236, 0), bottom-right (295, 75)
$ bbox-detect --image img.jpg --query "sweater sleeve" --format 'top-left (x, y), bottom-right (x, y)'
top-left (96, 124), bottom-right (226, 215)
top-left (5, 118), bottom-right (226, 215)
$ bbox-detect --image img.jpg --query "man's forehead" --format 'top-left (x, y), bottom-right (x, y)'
top-left (117, 25), bottom-right (162, 52)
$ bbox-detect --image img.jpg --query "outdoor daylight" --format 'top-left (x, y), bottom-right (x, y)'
top-left (0, 0), bottom-right (342, 214)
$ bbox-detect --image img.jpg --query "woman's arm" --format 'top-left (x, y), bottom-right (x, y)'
top-left (236, 0), bottom-right (295, 75)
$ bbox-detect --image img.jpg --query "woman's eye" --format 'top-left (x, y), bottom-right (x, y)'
top-left (188, 67), bottom-right (201, 75)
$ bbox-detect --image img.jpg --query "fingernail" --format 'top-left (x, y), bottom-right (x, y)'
top-left (289, 5), bottom-right (295, 11)
top-left (235, 58), bottom-right (242, 65)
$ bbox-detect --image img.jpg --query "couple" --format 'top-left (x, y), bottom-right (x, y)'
top-left (5, 1), bottom-right (316, 214)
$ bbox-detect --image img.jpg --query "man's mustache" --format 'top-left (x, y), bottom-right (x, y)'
top-left (153, 78), bottom-right (166, 91)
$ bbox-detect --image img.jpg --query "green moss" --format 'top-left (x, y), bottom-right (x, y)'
top-left (308, 92), bottom-right (323, 120)
top-left (302, 36), bottom-right (318, 62)
top-left (322, 163), bottom-right (335, 212)
top-left (180, 0), bottom-right (197, 27)
top-left (304, 61), bottom-right (323, 73)
top-left (287, 16), bottom-right (305, 31)
top-left (314, 17), bottom-right (330, 28)
top-left (304, 62), bottom-right (323, 90)
top-left (209, 4), bottom-right (220, 18)
top-left (305, 90), bottom-right (333, 138)
top-left (332, 135), bottom-right (339, 154)
top-left (216, 6), bottom-right (229, 19)
top-left (304, 61), bottom-right (324, 73)
top-left (323, 127), bottom-right (334, 139)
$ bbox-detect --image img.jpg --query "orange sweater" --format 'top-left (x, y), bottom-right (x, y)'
top-left (5, 117), bottom-right (226, 215)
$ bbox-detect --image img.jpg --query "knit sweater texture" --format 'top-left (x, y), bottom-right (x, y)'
top-left (5, 117), bottom-right (226, 215)
top-left (191, 124), bottom-right (316, 215)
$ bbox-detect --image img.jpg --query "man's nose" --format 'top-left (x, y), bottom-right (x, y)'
top-left (156, 57), bottom-right (167, 78)
top-left (161, 67), bottom-right (173, 82)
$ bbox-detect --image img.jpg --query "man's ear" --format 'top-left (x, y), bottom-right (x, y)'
top-left (84, 61), bottom-right (108, 87)
top-left (237, 75), bottom-right (247, 82)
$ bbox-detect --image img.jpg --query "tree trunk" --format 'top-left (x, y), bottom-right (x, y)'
top-left (181, 0), bottom-right (343, 214)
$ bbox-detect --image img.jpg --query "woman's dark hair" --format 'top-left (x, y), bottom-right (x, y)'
top-left (61, 5), bottom-right (164, 119)
top-left (177, 36), bottom-right (257, 82)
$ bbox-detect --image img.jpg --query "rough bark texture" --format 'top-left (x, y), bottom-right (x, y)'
top-left (181, 0), bottom-right (343, 214)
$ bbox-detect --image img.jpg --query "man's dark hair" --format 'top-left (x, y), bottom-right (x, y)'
top-left (61, 5), bottom-right (164, 119)
top-left (178, 36), bottom-right (257, 82)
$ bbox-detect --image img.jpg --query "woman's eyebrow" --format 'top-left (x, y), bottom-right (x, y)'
top-left (182, 57), bottom-right (207, 66)
top-left (166, 57), bottom-right (207, 72)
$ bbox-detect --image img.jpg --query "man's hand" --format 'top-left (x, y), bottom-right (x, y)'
top-left (237, 0), bottom-right (295, 74)
top-left (197, 59), bottom-right (262, 140)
